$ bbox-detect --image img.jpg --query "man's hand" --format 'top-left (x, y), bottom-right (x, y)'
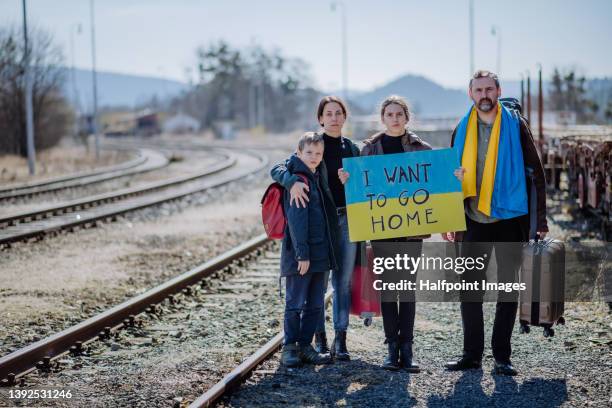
top-left (441, 232), bottom-right (456, 242)
top-left (290, 182), bottom-right (309, 208)
top-left (298, 260), bottom-right (310, 275)
top-left (338, 168), bottom-right (350, 185)
top-left (454, 167), bottom-right (466, 182)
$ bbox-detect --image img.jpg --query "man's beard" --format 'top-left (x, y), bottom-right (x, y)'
top-left (477, 97), bottom-right (495, 112)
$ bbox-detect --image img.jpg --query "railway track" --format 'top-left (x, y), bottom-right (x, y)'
top-left (0, 235), bottom-right (272, 386)
top-left (0, 149), bottom-right (267, 247)
top-left (188, 293), bottom-right (332, 408)
top-left (0, 148), bottom-right (168, 201)
top-left (0, 233), bottom-right (332, 408)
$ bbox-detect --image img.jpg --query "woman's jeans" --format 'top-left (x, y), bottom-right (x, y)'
top-left (316, 213), bottom-right (357, 332)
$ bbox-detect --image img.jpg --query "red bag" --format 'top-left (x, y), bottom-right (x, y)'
top-left (350, 245), bottom-right (381, 326)
top-left (261, 174), bottom-right (308, 240)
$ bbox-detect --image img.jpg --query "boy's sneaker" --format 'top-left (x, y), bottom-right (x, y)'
top-left (281, 343), bottom-right (301, 368)
top-left (299, 344), bottom-right (332, 365)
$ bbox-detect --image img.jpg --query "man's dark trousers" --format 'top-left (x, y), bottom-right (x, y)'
top-left (459, 216), bottom-right (524, 363)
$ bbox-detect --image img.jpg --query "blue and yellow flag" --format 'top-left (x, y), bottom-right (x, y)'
top-left (342, 148), bottom-right (466, 242)
top-left (454, 103), bottom-right (528, 219)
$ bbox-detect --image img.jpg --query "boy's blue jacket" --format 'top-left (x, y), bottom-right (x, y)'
top-left (280, 155), bottom-right (338, 276)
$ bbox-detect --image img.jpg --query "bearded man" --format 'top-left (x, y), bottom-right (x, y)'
top-left (443, 70), bottom-right (548, 376)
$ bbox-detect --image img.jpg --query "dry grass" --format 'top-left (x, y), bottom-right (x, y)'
top-left (0, 146), bottom-right (132, 185)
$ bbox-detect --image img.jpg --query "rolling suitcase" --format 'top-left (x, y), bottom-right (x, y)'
top-left (350, 245), bottom-right (381, 326)
top-left (519, 168), bottom-right (565, 337)
top-left (519, 238), bottom-right (566, 337)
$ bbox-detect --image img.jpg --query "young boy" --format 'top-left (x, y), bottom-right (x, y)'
top-left (280, 132), bottom-right (337, 367)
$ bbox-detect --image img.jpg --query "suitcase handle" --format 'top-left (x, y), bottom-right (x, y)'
top-left (526, 167), bottom-right (538, 241)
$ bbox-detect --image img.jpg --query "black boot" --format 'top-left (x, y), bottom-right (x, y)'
top-left (399, 342), bottom-right (420, 373)
top-left (332, 330), bottom-right (350, 361)
top-left (382, 340), bottom-right (400, 371)
top-left (493, 360), bottom-right (517, 376)
top-left (314, 331), bottom-right (329, 354)
top-left (445, 356), bottom-right (482, 371)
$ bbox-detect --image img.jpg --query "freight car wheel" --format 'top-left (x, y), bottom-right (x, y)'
top-left (543, 327), bottom-right (555, 337)
top-left (602, 219), bottom-right (609, 241)
top-left (519, 323), bottom-right (530, 334)
top-left (578, 172), bottom-right (587, 209)
top-left (364, 317), bottom-right (372, 327)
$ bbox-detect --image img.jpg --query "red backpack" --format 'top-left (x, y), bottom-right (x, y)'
top-left (261, 174), bottom-right (309, 239)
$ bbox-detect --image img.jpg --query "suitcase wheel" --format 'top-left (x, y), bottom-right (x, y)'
top-left (364, 317), bottom-right (372, 327)
top-left (519, 323), bottom-right (530, 334)
top-left (543, 327), bottom-right (555, 338)
top-left (557, 316), bottom-right (565, 325)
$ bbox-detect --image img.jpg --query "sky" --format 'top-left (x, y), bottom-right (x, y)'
top-left (1, 0), bottom-right (611, 92)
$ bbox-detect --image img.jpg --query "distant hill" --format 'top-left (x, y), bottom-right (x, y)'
top-left (60, 68), bottom-right (611, 120)
top-left (61, 68), bottom-right (188, 111)
top-left (346, 75), bottom-right (611, 119)
top-left (344, 76), bottom-right (553, 117)
top-left (347, 74), bottom-right (470, 118)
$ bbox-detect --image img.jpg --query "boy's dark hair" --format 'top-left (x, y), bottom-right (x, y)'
top-left (470, 70), bottom-right (500, 89)
top-left (317, 95), bottom-right (348, 125)
top-left (297, 132), bottom-right (325, 152)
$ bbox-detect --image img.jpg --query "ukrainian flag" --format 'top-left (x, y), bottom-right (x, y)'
top-left (342, 148), bottom-right (466, 242)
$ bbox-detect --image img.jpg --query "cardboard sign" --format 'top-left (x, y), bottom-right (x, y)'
top-left (342, 148), bottom-right (466, 241)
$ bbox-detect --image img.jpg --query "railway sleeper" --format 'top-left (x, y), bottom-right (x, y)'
top-left (1, 373), bottom-right (16, 387)
top-left (0, 239), bottom-right (270, 384)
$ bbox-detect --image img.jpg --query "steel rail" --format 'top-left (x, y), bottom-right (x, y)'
top-left (0, 148), bottom-right (147, 194)
top-left (0, 148), bottom-right (169, 201)
top-left (189, 292), bottom-right (333, 408)
top-left (0, 234), bottom-right (271, 385)
top-left (0, 151), bottom-right (235, 228)
top-left (0, 150), bottom-right (268, 246)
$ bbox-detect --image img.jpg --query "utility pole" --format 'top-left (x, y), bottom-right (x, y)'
top-left (491, 25), bottom-right (501, 74)
top-left (526, 71), bottom-right (531, 124)
top-left (22, 0), bottom-right (36, 175)
top-left (257, 77), bottom-right (265, 130)
top-left (469, 0), bottom-right (474, 76)
top-left (331, 1), bottom-right (348, 102)
top-left (538, 64), bottom-right (544, 148)
top-left (520, 74), bottom-right (525, 109)
top-left (90, 0), bottom-right (100, 159)
top-left (69, 24), bottom-right (82, 117)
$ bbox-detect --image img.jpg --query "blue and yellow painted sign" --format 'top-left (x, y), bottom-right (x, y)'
top-left (342, 148), bottom-right (466, 241)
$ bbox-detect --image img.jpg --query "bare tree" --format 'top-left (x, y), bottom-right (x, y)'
top-left (0, 26), bottom-right (73, 156)
top-left (547, 67), bottom-right (601, 123)
top-left (172, 41), bottom-right (312, 133)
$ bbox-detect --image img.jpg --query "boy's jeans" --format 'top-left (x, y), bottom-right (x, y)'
top-left (284, 271), bottom-right (326, 346)
top-left (316, 213), bottom-right (357, 332)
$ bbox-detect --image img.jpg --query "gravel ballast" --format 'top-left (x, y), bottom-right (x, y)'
top-left (220, 302), bottom-right (610, 407)
top-left (0, 142), bottom-right (609, 407)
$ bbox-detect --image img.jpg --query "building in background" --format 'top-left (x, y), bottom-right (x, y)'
top-left (162, 112), bottom-right (201, 134)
